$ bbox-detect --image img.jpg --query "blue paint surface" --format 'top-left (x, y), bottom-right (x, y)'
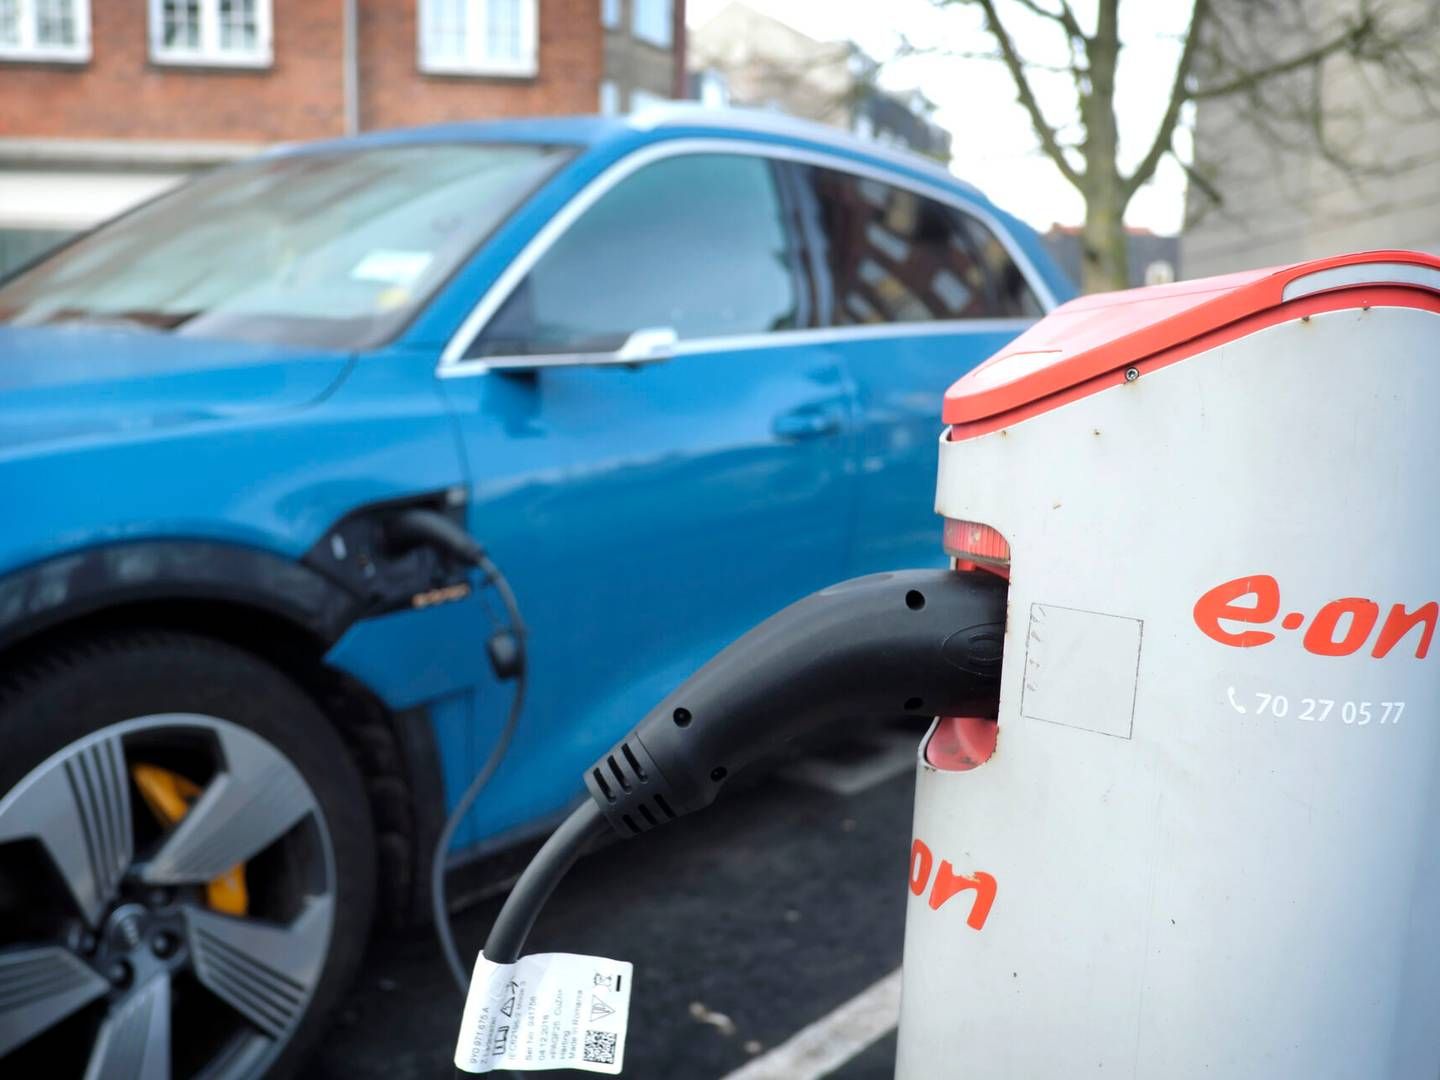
top-left (0, 115), bottom-right (1073, 853)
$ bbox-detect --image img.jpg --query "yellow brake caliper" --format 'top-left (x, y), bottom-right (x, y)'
top-left (131, 764), bottom-right (249, 916)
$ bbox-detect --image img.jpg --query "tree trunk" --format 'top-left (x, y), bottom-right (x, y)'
top-left (1081, 182), bottom-right (1130, 293)
top-left (1078, 0), bottom-right (1130, 293)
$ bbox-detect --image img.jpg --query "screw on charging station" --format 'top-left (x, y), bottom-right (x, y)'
top-left (1124, 367), bottom-right (1140, 382)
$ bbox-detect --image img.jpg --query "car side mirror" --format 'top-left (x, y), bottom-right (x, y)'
top-left (614, 326), bottom-right (678, 365)
top-left (482, 327), bottom-right (678, 373)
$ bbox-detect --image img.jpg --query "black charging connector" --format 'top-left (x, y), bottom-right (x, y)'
top-left (478, 568), bottom-right (1007, 973)
top-left (584, 569), bottom-right (1005, 836)
top-left (386, 506), bottom-right (487, 567)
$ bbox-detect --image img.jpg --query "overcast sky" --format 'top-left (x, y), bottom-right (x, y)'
top-left (688, 0), bottom-right (1195, 236)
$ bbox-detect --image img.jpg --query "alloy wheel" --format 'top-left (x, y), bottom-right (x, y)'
top-left (0, 713), bottom-right (336, 1079)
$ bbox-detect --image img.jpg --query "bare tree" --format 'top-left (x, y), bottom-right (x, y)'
top-left (937, 0), bottom-right (1440, 292)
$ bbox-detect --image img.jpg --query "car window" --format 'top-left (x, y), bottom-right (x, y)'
top-left (469, 152), bottom-right (801, 358)
top-left (0, 143), bottom-right (574, 351)
top-left (793, 164), bottom-right (1042, 325)
top-left (954, 213), bottom-right (1045, 319)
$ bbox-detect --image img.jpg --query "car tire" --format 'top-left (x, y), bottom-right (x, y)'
top-left (0, 629), bottom-right (376, 1079)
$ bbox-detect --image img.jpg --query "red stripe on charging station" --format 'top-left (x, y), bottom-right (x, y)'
top-left (947, 286), bottom-right (1440, 442)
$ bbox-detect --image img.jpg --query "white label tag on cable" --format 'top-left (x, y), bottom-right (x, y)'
top-left (454, 951), bottom-right (633, 1074)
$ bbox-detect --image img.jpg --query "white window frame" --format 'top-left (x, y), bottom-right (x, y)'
top-left (628, 87), bottom-right (667, 113)
top-left (418, 0), bottom-right (538, 79)
top-left (600, 0), bottom-right (620, 31)
top-left (598, 78), bottom-right (620, 116)
top-left (630, 0), bottom-right (670, 48)
top-left (0, 0), bottom-right (91, 63)
top-left (147, 0), bottom-right (273, 68)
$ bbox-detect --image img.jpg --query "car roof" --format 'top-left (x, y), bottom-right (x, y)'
top-left (264, 104), bottom-right (981, 198)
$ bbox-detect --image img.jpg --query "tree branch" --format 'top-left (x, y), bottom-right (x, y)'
top-left (1124, 0), bottom-right (1209, 197)
top-left (1175, 150), bottom-right (1221, 209)
top-left (968, 0), bottom-right (1083, 186)
top-left (1191, 11), bottom-right (1376, 100)
top-left (894, 38), bottom-right (1075, 73)
top-left (1009, 0), bottom-right (1084, 41)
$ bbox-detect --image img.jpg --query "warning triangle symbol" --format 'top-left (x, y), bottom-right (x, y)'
top-left (589, 994), bottom-right (616, 1023)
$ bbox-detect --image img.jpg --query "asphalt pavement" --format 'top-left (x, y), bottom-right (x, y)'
top-left (311, 730), bottom-right (922, 1080)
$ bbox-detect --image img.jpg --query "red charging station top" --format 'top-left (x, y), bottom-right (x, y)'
top-left (944, 249), bottom-right (1440, 428)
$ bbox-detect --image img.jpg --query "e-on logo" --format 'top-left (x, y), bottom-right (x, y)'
top-left (1194, 575), bottom-right (1435, 658)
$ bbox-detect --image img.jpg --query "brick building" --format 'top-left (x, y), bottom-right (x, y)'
top-left (600, 0), bottom-right (684, 114)
top-left (0, 0), bottom-right (684, 270)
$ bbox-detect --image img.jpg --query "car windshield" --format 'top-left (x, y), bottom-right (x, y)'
top-left (0, 142), bottom-right (574, 351)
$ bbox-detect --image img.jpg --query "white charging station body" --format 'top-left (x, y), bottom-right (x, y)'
top-left (900, 252), bottom-right (1440, 1079)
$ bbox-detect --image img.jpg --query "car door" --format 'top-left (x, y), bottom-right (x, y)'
top-left (781, 160), bottom-right (1051, 577)
top-left (436, 147), bottom-right (855, 841)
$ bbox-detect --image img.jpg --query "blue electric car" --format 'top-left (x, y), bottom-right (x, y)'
top-left (0, 106), bottom-right (1071, 1076)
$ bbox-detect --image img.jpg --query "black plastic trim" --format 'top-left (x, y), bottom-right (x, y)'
top-left (299, 492), bottom-right (473, 619)
top-left (0, 540), bottom-right (364, 652)
top-left (385, 704), bottom-right (451, 926)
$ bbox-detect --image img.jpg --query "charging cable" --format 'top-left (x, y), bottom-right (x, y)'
top-left (481, 801), bottom-right (607, 963)
top-left (384, 508), bottom-right (529, 995)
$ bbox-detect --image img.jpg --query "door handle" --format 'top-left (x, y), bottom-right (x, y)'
top-left (772, 406), bottom-right (843, 440)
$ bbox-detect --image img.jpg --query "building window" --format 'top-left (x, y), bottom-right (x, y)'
top-left (628, 87), bottom-right (667, 112)
top-left (419, 0), bottom-right (537, 78)
top-left (598, 79), bottom-right (620, 116)
top-left (631, 0), bottom-right (670, 48)
top-left (0, 0), bottom-right (90, 62)
top-left (601, 0), bottom-right (620, 30)
top-left (148, 0), bottom-right (271, 67)
top-left (1144, 259), bottom-right (1176, 286)
top-left (695, 69), bottom-right (729, 107)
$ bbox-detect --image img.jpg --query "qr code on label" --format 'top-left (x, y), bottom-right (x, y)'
top-left (583, 1030), bottom-right (618, 1065)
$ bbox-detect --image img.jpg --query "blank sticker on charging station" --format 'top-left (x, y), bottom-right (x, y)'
top-left (454, 951), bottom-right (633, 1074)
top-left (1022, 603), bottom-right (1142, 739)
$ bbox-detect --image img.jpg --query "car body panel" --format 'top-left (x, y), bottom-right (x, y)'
top-left (431, 338), bottom-right (855, 845)
top-left (0, 345), bottom-right (462, 594)
top-left (0, 325), bottom-right (350, 455)
top-left (837, 322), bottom-right (1043, 574)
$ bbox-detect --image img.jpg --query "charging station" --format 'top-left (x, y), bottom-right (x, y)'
top-left (455, 250), bottom-right (1439, 1078)
top-left (904, 251), bottom-right (1440, 1078)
